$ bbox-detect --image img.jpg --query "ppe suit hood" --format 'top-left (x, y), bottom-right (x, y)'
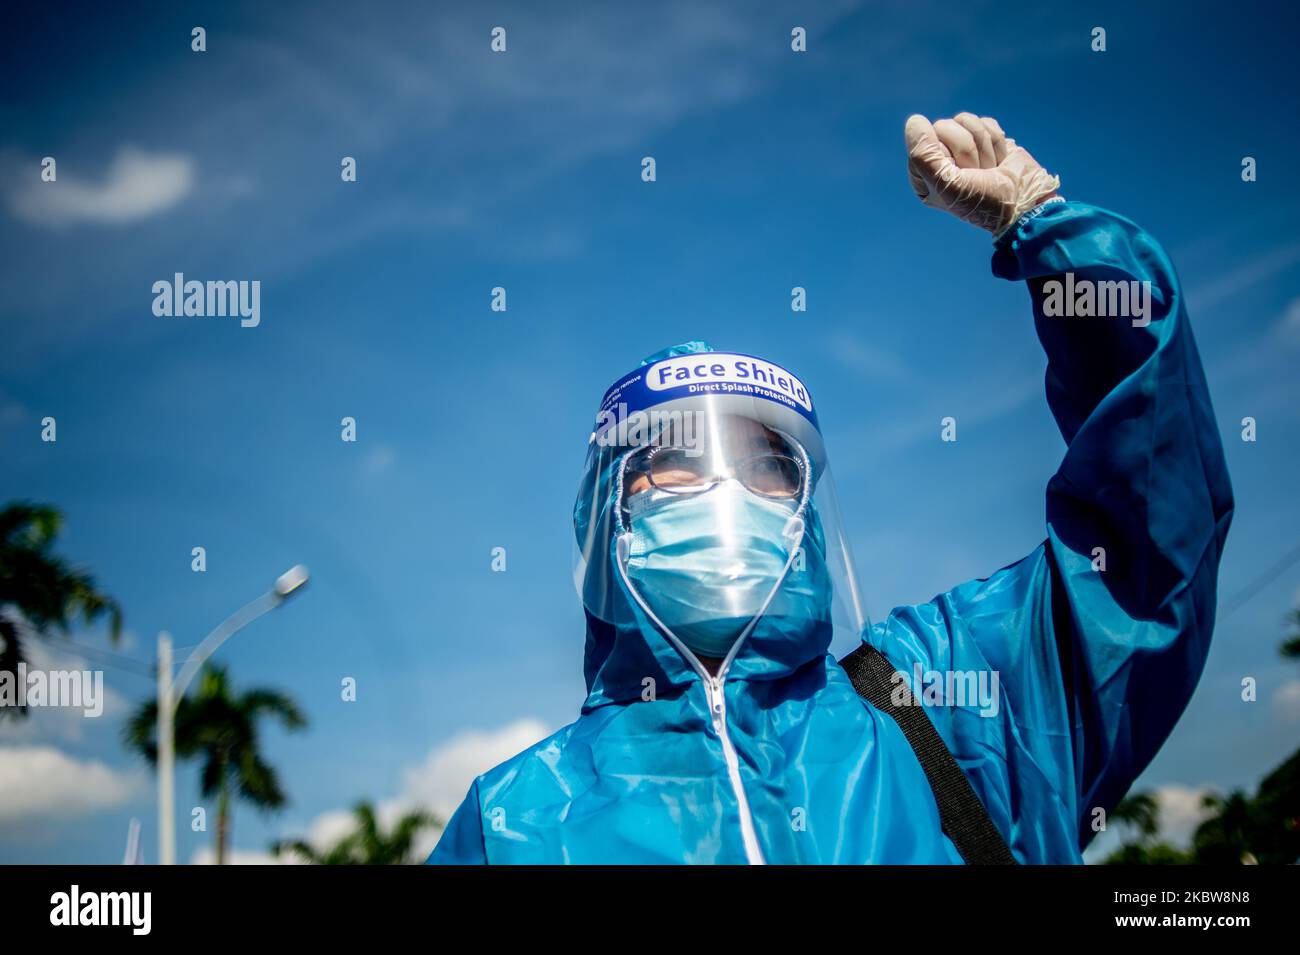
top-left (574, 341), bottom-right (834, 711)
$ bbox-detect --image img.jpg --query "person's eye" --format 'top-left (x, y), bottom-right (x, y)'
top-left (751, 456), bottom-right (785, 479)
top-left (745, 455), bottom-right (799, 495)
top-left (654, 466), bottom-right (706, 488)
top-left (649, 451), bottom-right (707, 487)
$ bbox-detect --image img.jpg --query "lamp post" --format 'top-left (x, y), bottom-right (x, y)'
top-left (156, 564), bottom-right (309, 865)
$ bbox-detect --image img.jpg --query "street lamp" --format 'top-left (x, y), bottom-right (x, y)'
top-left (156, 564), bottom-right (309, 865)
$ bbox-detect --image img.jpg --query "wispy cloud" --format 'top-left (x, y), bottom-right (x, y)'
top-left (821, 329), bottom-right (912, 384)
top-left (361, 444), bottom-right (397, 478)
top-left (1184, 239), bottom-right (1300, 314)
top-left (1201, 289), bottom-right (1300, 397)
top-left (856, 369), bottom-right (1041, 458)
top-left (0, 2), bottom-right (879, 317)
top-left (1275, 295), bottom-right (1300, 345)
top-left (3, 147), bottom-right (194, 228)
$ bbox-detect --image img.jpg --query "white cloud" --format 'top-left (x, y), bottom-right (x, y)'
top-left (5, 147), bottom-right (194, 228)
top-left (1273, 678), bottom-right (1300, 722)
top-left (257, 717), bottom-right (550, 864)
top-left (397, 717), bottom-right (550, 819)
top-left (301, 806), bottom-right (363, 852)
top-left (0, 746), bottom-right (144, 823)
top-left (1151, 783), bottom-right (1215, 847)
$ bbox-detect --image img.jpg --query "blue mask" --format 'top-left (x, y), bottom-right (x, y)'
top-left (620, 480), bottom-right (831, 661)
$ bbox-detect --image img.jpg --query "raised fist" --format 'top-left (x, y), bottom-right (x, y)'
top-left (905, 113), bottom-right (1060, 237)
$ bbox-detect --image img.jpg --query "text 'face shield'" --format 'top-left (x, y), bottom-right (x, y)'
top-left (573, 350), bottom-right (868, 668)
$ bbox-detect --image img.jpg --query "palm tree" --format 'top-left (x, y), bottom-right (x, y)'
top-left (1192, 790), bottom-right (1255, 864)
top-left (0, 502), bottom-right (122, 717)
top-left (124, 663), bottom-right (306, 864)
top-left (1109, 792), bottom-right (1160, 844)
top-left (1248, 747), bottom-right (1300, 865)
top-left (1103, 840), bottom-right (1192, 865)
top-left (1101, 791), bottom-right (1192, 864)
top-left (272, 802), bottom-right (440, 865)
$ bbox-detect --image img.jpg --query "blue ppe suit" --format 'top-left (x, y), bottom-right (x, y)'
top-left (429, 201), bottom-right (1234, 864)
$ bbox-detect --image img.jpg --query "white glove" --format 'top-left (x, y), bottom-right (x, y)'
top-left (905, 113), bottom-right (1060, 237)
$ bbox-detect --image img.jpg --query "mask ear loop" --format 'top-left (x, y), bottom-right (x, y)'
top-left (613, 446), bottom-right (717, 680)
top-left (717, 437), bottom-right (812, 676)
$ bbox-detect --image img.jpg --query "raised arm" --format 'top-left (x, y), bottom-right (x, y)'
top-left (871, 115), bottom-right (1234, 856)
top-left (992, 197), bottom-right (1232, 814)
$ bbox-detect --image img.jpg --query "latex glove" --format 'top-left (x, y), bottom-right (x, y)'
top-left (905, 113), bottom-right (1060, 237)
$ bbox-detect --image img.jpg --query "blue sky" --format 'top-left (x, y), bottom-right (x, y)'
top-left (2, 0), bottom-right (1298, 863)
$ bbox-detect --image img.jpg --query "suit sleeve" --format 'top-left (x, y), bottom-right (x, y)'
top-left (872, 200), bottom-right (1234, 850)
top-left (425, 780), bottom-right (488, 864)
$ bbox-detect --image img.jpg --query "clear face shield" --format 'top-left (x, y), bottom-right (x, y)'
top-left (573, 351), bottom-right (868, 669)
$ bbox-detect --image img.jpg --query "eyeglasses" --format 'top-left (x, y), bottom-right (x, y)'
top-left (625, 445), bottom-right (805, 499)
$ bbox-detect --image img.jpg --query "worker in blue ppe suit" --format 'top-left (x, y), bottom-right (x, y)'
top-left (429, 113), bottom-right (1234, 864)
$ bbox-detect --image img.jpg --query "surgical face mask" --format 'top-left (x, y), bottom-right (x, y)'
top-left (619, 479), bottom-right (829, 661)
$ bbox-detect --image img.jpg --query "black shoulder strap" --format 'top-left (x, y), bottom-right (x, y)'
top-left (839, 643), bottom-right (1017, 865)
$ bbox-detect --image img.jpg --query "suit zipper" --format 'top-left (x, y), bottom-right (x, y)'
top-left (705, 674), bottom-right (765, 865)
top-left (615, 532), bottom-right (767, 865)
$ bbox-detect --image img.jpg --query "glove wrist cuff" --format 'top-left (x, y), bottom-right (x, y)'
top-left (994, 193), bottom-right (1066, 243)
